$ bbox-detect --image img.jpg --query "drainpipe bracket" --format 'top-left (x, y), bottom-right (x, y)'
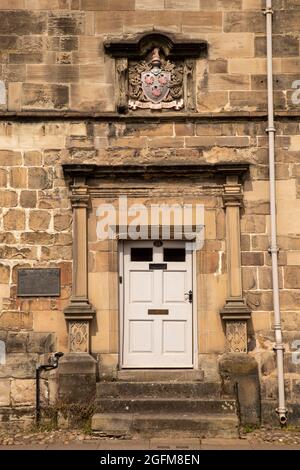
top-left (266, 126), bottom-right (276, 133)
top-left (268, 246), bottom-right (279, 254)
top-left (263, 8), bottom-right (274, 15)
top-left (273, 343), bottom-right (285, 352)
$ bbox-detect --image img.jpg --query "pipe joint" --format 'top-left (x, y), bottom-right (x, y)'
top-left (264, 8), bottom-right (274, 15)
top-left (273, 343), bottom-right (285, 352)
top-left (266, 126), bottom-right (276, 133)
top-left (276, 408), bottom-right (288, 426)
top-left (268, 246), bottom-right (279, 254)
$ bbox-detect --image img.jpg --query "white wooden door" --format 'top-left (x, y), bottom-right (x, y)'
top-left (122, 240), bottom-right (193, 368)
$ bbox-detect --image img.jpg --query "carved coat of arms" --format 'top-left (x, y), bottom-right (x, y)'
top-left (129, 48), bottom-right (184, 110)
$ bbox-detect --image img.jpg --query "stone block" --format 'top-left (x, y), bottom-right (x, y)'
top-left (6, 332), bottom-right (28, 353)
top-left (0, 379), bottom-right (10, 407)
top-left (241, 252), bottom-right (264, 266)
top-left (241, 215), bottom-right (266, 233)
top-left (242, 267), bottom-right (257, 290)
top-left (28, 168), bottom-right (51, 190)
top-left (182, 11), bottom-right (222, 33)
top-left (0, 190), bottom-right (18, 208)
top-left (29, 210), bottom-right (51, 231)
top-left (10, 168), bottom-right (27, 189)
top-left (0, 150), bottom-right (22, 166)
top-left (57, 353), bottom-right (97, 404)
top-left (22, 84), bottom-right (69, 110)
top-left (0, 264), bottom-right (10, 283)
top-left (54, 213), bottom-right (72, 231)
top-left (3, 209), bottom-right (25, 230)
top-left (26, 65), bottom-right (79, 83)
top-left (20, 190), bottom-right (37, 208)
top-left (219, 353), bottom-right (261, 425)
top-left (224, 11), bottom-right (265, 33)
top-left (48, 12), bottom-right (85, 36)
top-left (284, 266), bottom-right (300, 289)
top-left (255, 35), bottom-right (299, 58)
top-left (23, 151), bottom-right (42, 166)
top-left (27, 332), bottom-right (56, 354)
top-left (11, 379), bottom-right (35, 405)
top-left (208, 33), bottom-right (254, 59)
top-left (0, 353), bottom-right (37, 379)
top-left (0, 11), bottom-right (46, 35)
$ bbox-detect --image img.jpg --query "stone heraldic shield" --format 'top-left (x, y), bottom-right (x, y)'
top-left (142, 66), bottom-right (171, 104)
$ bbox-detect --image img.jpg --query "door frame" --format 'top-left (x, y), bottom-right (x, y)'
top-left (118, 240), bottom-right (198, 370)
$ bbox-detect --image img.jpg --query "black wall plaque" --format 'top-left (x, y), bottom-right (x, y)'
top-left (17, 268), bottom-right (61, 297)
top-left (149, 263), bottom-right (167, 270)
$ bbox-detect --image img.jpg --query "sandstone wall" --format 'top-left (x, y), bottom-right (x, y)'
top-left (0, 1), bottom-right (298, 113)
top-left (0, 0), bottom-right (300, 426)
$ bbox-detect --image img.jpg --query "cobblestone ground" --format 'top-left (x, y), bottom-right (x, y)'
top-left (0, 426), bottom-right (300, 448)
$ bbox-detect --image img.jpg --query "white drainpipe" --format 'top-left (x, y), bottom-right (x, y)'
top-left (265, 0), bottom-right (287, 424)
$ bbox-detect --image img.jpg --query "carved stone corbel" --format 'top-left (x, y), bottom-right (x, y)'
top-left (220, 176), bottom-right (251, 353)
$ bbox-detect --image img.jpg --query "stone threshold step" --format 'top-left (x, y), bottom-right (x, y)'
top-left (91, 413), bottom-right (239, 439)
top-left (95, 398), bottom-right (236, 414)
top-left (115, 369), bottom-right (204, 382)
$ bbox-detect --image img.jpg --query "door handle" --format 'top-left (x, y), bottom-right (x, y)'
top-left (185, 290), bottom-right (193, 303)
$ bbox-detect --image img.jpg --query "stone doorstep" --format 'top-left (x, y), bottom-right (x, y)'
top-left (116, 369), bottom-right (204, 382)
top-left (91, 413), bottom-right (239, 439)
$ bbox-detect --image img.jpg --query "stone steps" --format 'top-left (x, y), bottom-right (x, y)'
top-left (96, 381), bottom-right (224, 399)
top-left (95, 397), bottom-right (236, 414)
top-left (92, 379), bottom-right (239, 438)
top-left (91, 412), bottom-right (239, 439)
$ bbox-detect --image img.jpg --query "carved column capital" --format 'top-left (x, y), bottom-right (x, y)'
top-left (70, 187), bottom-right (90, 209)
top-left (222, 183), bottom-right (243, 207)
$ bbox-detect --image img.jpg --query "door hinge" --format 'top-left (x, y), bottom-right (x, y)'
top-left (119, 276), bottom-right (123, 284)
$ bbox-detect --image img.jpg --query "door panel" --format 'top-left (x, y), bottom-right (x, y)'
top-left (123, 240), bottom-right (193, 368)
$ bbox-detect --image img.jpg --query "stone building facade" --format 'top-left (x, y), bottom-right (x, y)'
top-left (0, 0), bottom-right (300, 434)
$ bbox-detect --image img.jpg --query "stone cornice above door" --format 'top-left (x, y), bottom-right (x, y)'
top-left (62, 163), bottom-right (249, 182)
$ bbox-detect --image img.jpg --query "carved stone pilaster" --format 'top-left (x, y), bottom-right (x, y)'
top-left (64, 184), bottom-right (95, 353)
top-left (220, 176), bottom-right (251, 353)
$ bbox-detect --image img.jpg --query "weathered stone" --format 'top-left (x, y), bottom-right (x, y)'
top-left (23, 151), bottom-right (42, 166)
top-left (255, 35), bottom-right (300, 58)
top-left (10, 168), bottom-right (27, 189)
top-left (20, 190), bottom-right (37, 208)
top-left (29, 210), bottom-right (51, 231)
top-left (0, 264), bottom-right (10, 283)
top-left (0, 190), bottom-right (18, 208)
top-left (219, 353), bottom-right (261, 425)
top-left (241, 252), bottom-right (264, 266)
top-left (20, 232), bottom-right (54, 245)
top-left (0, 150), bottom-right (22, 166)
top-left (57, 353), bottom-right (97, 404)
top-left (285, 266), bottom-right (300, 288)
top-left (28, 168), bottom-right (51, 190)
top-left (11, 379), bottom-right (35, 405)
top-left (54, 213), bottom-right (72, 231)
top-left (0, 379), bottom-right (10, 407)
top-left (27, 332), bottom-right (55, 354)
top-left (3, 209), bottom-right (25, 230)
top-left (6, 332), bottom-right (28, 353)
top-left (22, 83), bottom-right (69, 110)
top-left (0, 11), bottom-right (46, 35)
top-left (48, 12), bottom-right (85, 36)
top-left (0, 353), bottom-right (37, 379)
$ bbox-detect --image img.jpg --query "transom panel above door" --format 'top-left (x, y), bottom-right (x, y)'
top-left (122, 240), bottom-right (193, 368)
